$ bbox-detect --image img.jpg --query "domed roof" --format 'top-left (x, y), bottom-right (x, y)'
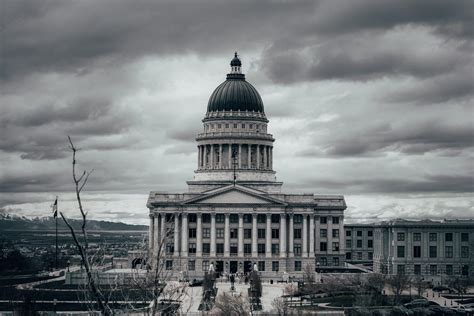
top-left (207, 54), bottom-right (264, 113)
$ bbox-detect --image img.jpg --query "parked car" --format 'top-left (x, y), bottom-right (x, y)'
top-left (433, 285), bottom-right (457, 293)
top-left (189, 279), bottom-right (203, 287)
top-left (404, 298), bottom-right (439, 309)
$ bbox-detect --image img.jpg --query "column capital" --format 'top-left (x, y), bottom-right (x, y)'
top-left (196, 212), bottom-right (202, 217)
top-left (238, 213), bottom-right (244, 218)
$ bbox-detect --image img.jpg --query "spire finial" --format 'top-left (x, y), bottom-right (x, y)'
top-left (235, 51), bottom-right (238, 58)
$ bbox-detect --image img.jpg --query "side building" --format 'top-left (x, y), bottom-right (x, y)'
top-left (373, 219), bottom-right (474, 282)
top-left (146, 54), bottom-right (347, 279)
top-left (344, 224), bottom-right (374, 264)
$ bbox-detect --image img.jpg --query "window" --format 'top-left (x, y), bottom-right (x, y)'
top-left (461, 233), bottom-right (469, 242)
top-left (333, 257), bottom-right (339, 266)
top-left (367, 240), bottom-right (373, 248)
top-left (430, 265), bottom-right (437, 275)
top-left (242, 123), bottom-right (246, 129)
top-left (413, 233), bottom-right (421, 241)
top-left (332, 242), bottom-right (339, 251)
top-left (203, 228), bottom-right (210, 238)
top-left (461, 246), bottom-right (469, 258)
top-left (230, 214), bottom-right (238, 223)
top-left (462, 265), bottom-right (469, 276)
top-left (202, 260), bottom-right (209, 272)
top-left (294, 214), bottom-right (302, 224)
top-left (413, 246), bottom-right (421, 258)
top-left (217, 124), bottom-right (221, 129)
top-left (397, 232), bottom-right (405, 241)
top-left (320, 217), bottom-right (327, 224)
top-left (258, 261), bottom-right (265, 271)
top-left (429, 246), bottom-right (437, 258)
top-left (230, 243), bottom-right (238, 255)
top-left (446, 265), bottom-right (453, 275)
top-left (357, 230), bottom-right (362, 237)
top-left (257, 214), bottom-right (266, 223)
top-left (271, 214), bottom-right (280, 223)
top-left (202, 214), bottom-right (211, 223)
top-left (166, 243), bottom-right (174, 254)
top-left (225, 123), bottom-right (229, 129)
top-left (294, 229), bottom-right (302, 239)
top-left (332, 217), bottom-right (340, 224)
top-left (295, 261), bottom-right (302, 271)
top-left (294, 244), bottom-right (301, 256)
top-left (320, 242), bottom-right (327, 251)
top-left (244, 229), bottom-right (252, 239)
top-left (320, 229), bottom-right (327, 238)
top-left (429, 233), bottom-right (437, 241)
top-left (216, 228), bottom-right (224, 238)
top-left (272, 261), bottom-right (279, 272)
top-left (272, 244), bottom-right (280, 255)
top-left (357, 252), bottom-right (362, 260)
top-left (397, 246), bottom-right (405, 258)
top-left (414, 264), bottom-right (421, 275)
top-left (230, 229), bottom-right (238, 239)
top-left (258, 229), bottom-right (266, 239)
top-left (234, 123), bottom-right (238, 128)
top-left (332, 229), bottom-right (340, 238)
top-left (244, 214), bottom-right (252, 223)
top-left (445, 246), bottom-right (453, 258)
top-left (272, 229), bottom-right (280, 239)
top-left (216, 243), bottom-right (224, 254)
top-left (346, 230), bottom-right (352, 237)
top-left (188, 260), bottom-right (195, 271)
top-left (368, 252), bottom-right (373, 260)
top-left (203, 243), bottom-right (210, 254)
top-left (244, 244), bottom-right (252, 254)
top-left (189, 243), bottom-right (196, 254)
top-left (346, 240), bottom-right (352, 248)
top-left (258, 244), bottom-right (265, 254)
top-left (398, 265), bottom-right (405, 274)
top-left (189, 228), bottom-right (196, 238)
top-left (346, 252), bottom-right (352, 260)
top-left (188, 214), bottom-right (197, 223)
top-left (320, 257), bottom-right (327, 266)
top-left (249, 124), bottom-right (253, 129)
top-left (216, 214), bottom-right (225, 223)
top-left (445, 233), bottom-right (453, 242)
top-left (368, 231), bottom-right (373, 237)
top-left (166, 260), bottom-right (173, 270)
top-left (357, 240), bottom-right (363, 248)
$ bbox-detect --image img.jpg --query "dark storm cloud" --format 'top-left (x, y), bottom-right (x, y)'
top-left (301, 120), bottom-right (474, 157)
top-left (299, 174), bottom-right (473, 194)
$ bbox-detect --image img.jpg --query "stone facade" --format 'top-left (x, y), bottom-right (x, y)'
top-left (344, 224), bottom-right (374, 263)
top-left (146, 54), bottom-right (347, 279)
top-left (373, 219), bottom-right (474, 282)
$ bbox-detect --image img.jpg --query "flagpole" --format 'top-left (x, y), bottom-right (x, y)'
top-left (55, 196), bottom-right (58, 270)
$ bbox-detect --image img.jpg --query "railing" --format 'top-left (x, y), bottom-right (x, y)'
top-left (196, 131), bottom-right (274, 140)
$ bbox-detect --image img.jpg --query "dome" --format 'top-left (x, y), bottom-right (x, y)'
top-left (207, 54), bottom-right (264, 113)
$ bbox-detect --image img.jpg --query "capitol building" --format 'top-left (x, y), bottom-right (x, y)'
top-left (147, 53), bottom-right (346, 279)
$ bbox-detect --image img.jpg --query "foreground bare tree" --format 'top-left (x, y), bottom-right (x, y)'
top-left (388, 272), bottom-right (411, 305)
top-left (214, 291), bottom-right (250, 315)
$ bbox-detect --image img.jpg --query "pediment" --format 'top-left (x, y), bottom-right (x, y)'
top-left (183, 186), bottom-right (286, 205)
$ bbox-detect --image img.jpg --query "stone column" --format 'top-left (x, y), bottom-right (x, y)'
top-left (248, 144), bottom-right (251, 168)
top-left (174, 214), bottom-right (180, 257)
top-left (238, 213), bottom-right (244, 256)
top-left (196, 213), bottom-right (202, 257)
top-left (228, 144), bottom-right (232, 169)
top-left (280, 214), bottom-right (287, 258)
top-left (160, 214), bottom-right (166, 246)
top-left (252, 213), bottom-right (258, 257)
top-left (149, 216), bottom-right (154, 252)
top-left (338, 216), bottom-right (344, 256)
top-left (210, 213), bottom-right (216, 256)
top-left (219, 144), bottom-right (223, 169)
top-left (266, 215), bottom-right (272, 258)
top-left (288, 213), bottom-right (294, 257)
top-left (238, 144), bottom-right (242, 168)
top-left (154, 215), bottom-right (160, 257)
top-left (302, 214), bottom-right (308, 258)
top-left (270, 147), bottom-right (273, 170)
top-left (224, 214), bottom-right (230, 256)
top-left (256, 145), bottom-right (260, 169)
top-left (309, 215), bottom-right (315, 257)
top-left (263, 146), bottom-right (268, 169)
top-left (210, 144), bottom-right (214, 168)
top-left (181, 213), bottom-right (188, 256)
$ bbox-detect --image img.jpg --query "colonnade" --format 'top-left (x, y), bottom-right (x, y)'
top-left (149, 213), bottom-right (343, 259)
top-left (197, 144), bottom-right (273, 170)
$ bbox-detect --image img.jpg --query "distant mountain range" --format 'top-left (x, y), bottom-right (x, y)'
top-left (0, 209), bottom-right (148, 231)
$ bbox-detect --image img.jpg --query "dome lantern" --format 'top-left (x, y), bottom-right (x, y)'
top-left (230, 52), bottom-right (242, 74)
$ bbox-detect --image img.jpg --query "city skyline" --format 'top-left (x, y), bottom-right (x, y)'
top-left (1, 0), bottom-right (473, 225)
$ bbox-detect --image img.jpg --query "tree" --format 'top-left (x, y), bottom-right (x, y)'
top-left (388, 273), bottom-right (411, 305)
top-left (214, 291), bottom-right (250, 315)
top-left (412, 275), bottom-right (427, 297)
top-left (364, 273), bottom-right (386, 294)
top-left (272, 297), bottom-right (290, 316)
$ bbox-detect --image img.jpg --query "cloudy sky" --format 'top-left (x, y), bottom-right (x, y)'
top-left (1, 0), bottom-right (473, 225)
